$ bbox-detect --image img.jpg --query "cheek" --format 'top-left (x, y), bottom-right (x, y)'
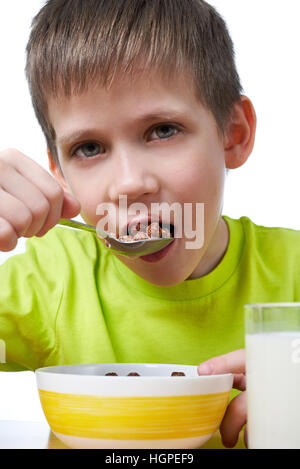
top-left (79, 189), bottom-right (107, 224)
top-left (60, 166), bottom-right (106, 222)
top-left (166, 148), bottom-right (225, 243)
top-left (168, 152), bottom-right (225, 205)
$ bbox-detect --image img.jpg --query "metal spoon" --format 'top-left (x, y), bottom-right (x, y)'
top-left (58, 218), bottom-right (174, 257)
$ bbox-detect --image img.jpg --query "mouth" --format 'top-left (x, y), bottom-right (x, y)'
top-left (122, 217), bottom-right (176, 263)
top-left (103, 216), bottom-right (176, 261)
top-left (120, 217), bottom-right (175, 242)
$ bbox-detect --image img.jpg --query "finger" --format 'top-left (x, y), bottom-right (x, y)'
top-left (233, 373), bottom-right (246, 392)
top-left (61, 191), bottom-right (81, 220)
top-left (2, 150), bottom-right (68, 235)
top-left (1, 150), bottom-right (81, 236)
top-left (197, 349), bottom-right (246, 376)
top-left (0, 216), bottom-right (18, 252)
top-left (0, 188), bottom-right (35, 238)
top-left (35, 191), bottom-right (81, 237)
top-left (1, 149), bottom-right (61, 199)
top-left (0, 165), bottom-right (50, 237)
top-left (219, 391), bottom-right (247, 448)
top-left (244, 424), bottom-right (248, 448)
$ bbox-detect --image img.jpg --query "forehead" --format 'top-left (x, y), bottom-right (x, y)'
top-left (47, 69), bottom-right (208, 139)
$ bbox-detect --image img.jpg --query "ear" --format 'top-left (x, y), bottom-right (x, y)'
top-left (224, 95), bottom-right (257, 169)
top-left (47, 149), bottom-right (69, 191)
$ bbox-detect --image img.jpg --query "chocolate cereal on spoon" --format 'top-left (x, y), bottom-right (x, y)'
top-left (102, 219), bottom-right (175, 258)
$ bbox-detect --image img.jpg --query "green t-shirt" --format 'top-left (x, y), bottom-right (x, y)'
top-left (0, 215), bottom-right (299, 373)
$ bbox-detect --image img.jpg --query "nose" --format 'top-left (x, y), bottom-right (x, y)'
top-left (108, 147), bottom-right (160, 202)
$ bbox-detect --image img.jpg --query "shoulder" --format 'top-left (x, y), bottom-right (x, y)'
top-left (238, 216), bottom-right (300, 253)
top-left (225, 215), bottom-right (300, 280)
top-left (225, 215), bottom-right (300, 247)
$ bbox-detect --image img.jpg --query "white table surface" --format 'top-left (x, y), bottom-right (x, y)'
top-left (0, 420), bottom-right (246, 449)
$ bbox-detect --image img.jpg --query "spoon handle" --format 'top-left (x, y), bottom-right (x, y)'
top-left (58, 218), bottom-right (97, 234)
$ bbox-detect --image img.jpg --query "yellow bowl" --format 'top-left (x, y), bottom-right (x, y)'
top-left (35, 363), bottom-right (233, 449)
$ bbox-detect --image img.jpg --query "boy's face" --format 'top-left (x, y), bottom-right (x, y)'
top-left (48, 70), bottom-right (230, 286)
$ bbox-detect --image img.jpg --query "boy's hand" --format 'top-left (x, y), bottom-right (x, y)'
top-left (197, 349), bottom-right (247, 448)
top-left (0, 148), bottom-right (81, 252)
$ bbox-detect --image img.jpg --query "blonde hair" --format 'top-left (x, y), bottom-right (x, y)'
top-left (25, 0), bottom-right (242, 162)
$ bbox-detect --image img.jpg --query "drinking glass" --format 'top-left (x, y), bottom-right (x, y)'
top-left (245, 303), bottom-right (300, 449)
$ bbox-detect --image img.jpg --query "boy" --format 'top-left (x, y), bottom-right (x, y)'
top-left (0, 0), bottom-right (299, 448)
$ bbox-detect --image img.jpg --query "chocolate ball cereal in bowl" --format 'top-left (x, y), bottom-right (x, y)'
top-left (35, 363), bottom-right (233, 449)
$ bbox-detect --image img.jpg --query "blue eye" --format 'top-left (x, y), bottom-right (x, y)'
top-left (73, 142), bottom-right (103, 158)
top-left (151, 125), bottom-right (179, 140)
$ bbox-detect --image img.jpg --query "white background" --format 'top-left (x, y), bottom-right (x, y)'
top-left (0, 0), bottom-right (299, 422)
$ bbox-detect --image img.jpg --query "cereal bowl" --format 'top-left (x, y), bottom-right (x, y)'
top-left (35, 363), bottom-right (233, 449)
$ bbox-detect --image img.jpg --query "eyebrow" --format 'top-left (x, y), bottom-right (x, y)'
top-left (56, 109), bottom-right (189, 146)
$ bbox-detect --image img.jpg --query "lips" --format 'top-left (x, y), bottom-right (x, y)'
top-left (140, 238), bottom-right (176, 262)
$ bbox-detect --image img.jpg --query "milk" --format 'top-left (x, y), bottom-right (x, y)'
top-left (246, 332), bottom-right (300, 449)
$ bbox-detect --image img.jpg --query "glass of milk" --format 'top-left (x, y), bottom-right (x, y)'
top-left (245, 303), bottom-right (300, 449)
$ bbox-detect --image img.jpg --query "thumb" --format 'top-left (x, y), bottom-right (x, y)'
top-left (61, 191), bottom-right (81, 220)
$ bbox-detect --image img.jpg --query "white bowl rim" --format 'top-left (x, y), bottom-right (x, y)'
top-left (35, 362), bottom-right (232, 380)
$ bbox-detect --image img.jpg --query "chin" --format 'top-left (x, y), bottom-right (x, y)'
top-left (118, 241), bottom-right (201, 286)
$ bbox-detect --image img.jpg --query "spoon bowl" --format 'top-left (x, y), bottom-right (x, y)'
top-left (58, 219), bottom-right (174, 257)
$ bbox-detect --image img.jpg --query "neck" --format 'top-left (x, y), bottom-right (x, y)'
top-left (187, 217), bottom-right (229, 280)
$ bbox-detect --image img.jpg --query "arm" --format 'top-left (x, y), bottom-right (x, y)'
top-left (0, 148), bottom-right (80, 370)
